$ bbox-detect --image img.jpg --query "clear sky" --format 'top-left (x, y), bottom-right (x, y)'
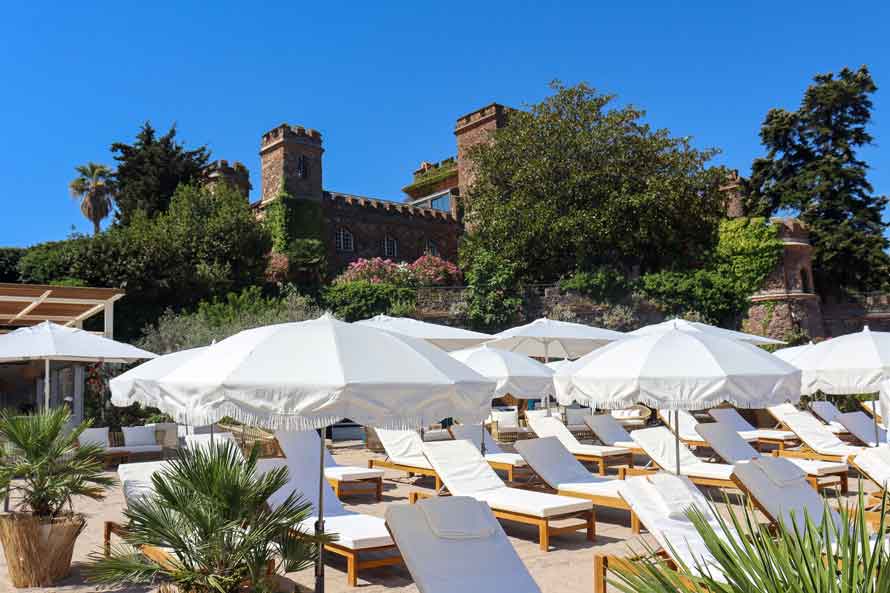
top-left (2, 1), bottom-right (888, 247)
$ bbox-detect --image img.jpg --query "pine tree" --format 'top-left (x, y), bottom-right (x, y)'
top-left (747, 66), bottom-right (888, 295)
top-left (111, 122), bottom-right (210, 225)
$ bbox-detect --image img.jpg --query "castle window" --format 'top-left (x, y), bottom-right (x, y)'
top-left (335, 227), bottom-right (354, 252)
top-left (430, 193), bottom-right (451, 212)
top-left (384, 235), bottom-right (399, 258)
top-left (425, 240), bottom-right (439, 257)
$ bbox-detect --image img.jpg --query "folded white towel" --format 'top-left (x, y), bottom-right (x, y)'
top-left (650, 473), bottom-right (705, 522)
top-left (751, 456), bottom-right (807, 487)
top-left (418, 496), bottom-right (497, 540)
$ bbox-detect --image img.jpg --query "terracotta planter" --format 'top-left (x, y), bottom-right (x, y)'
top-left (0, 512), bottom-right (85, 587)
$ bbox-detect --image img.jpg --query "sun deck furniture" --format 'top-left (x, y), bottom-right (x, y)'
top-left (368, 429), bottom-right (442, 490)
top-left (593, 473), bottom-right (738, 593)
top-left (564, 406), bottom-right (595, 440)
top-left (419, 439), bottom-right (594, 551)
top-left (79, 425), bottom-right (164, 466)
top-left (731, 456), bottom-right (885, 535)
top-left (768, 402), bottom-right (847, 436)
top-left (835, 411), bottom-right (887, 447)
top-left (104, 460), bottom-right (177, 565)
top-left (448, 423), bottom-right (528, 482)
top-left (526, 416), bottom-right (632, 475)
top-left (659, 409), bottom-right (756, 449)
top-left (707, 407), bottom-right (798, 451)
top-left (257, 458), bottom-right (401, 587)
top-left (276, 429), bottom-right (384, 500)
top-left (514, 437), bottom-right (639, 532)
top-left (861, 399), bottom-right (884, 424)
top-left (183, 431), bottom-right (239, 453)
top-left (630, 426), bottom-right (737, 490)
top-left (809, 400), bottom-right (851, 434)
top-left (850, 447), bottom-right (890, 508)
top-left (385, 496), bottom-right (542, 593)
top-left (771, 410), bottom-right (864, 463)
top-left (695, 422), bottom-right (848, 492)
top-left (610, 405), bottom-right (650, 428)
top-left (488, 407), bottom-right (531, 442)
top-left (583, 414), bottom-right (646, 456)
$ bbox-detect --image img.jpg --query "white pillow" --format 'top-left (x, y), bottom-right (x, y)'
top-left (79, 426), bottom-right (110, 448)
top-left (122, 425), bottom-right (157, 447)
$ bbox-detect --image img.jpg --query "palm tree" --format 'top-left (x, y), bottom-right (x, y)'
top-left (69, 162), bottom-right (114, 235)
top-left (86, 441), bottom-right (327, 593)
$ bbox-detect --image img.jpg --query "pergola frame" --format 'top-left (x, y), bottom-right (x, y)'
top-left (0, 283), bottom-right (124, 337)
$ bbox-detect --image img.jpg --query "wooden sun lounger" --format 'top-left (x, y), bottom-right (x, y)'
top-left (368, 457), bottom-right (442, 491)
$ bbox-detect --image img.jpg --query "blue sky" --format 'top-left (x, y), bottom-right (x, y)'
top-left (2, 1), bottom-right (888, 247)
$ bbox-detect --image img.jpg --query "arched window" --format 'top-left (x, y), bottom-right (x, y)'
top-left (425, 239), bottom-right (439, 257)
top-left (384, 235), bottom-right (398, 258)
top-left (335, 227), bottom-right (354, 252)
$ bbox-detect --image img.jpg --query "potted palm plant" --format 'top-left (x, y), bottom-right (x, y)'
top-left (0, 408), bottom-right (115, 587)
top-left (86, 441), bottom-right (326, 593)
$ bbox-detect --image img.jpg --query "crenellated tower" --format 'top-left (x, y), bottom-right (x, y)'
top-left (259, 124), bottom-right (324, 203)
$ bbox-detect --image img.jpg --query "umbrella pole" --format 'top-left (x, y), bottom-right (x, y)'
top-left (544, 341), bottom-right (551, 417)
top-left (44, 359), bottom-right (50, 410)
top-left (315, 428), bottom-right (326, 593)
top-left (873, 394), bottom-right (881, 446)
top-left (674, 410), bottom-right (681, 476)
top-left (480, 422), bottom-right (486, 456)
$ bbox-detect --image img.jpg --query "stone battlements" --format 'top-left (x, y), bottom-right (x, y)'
top-left (261, 124), bottom-right (323, 151)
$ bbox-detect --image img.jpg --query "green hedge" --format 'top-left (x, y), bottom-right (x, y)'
top-left (321, 281), bottom-right (416, 322)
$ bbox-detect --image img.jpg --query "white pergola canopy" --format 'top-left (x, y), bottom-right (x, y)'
top-left (0, 282), bottom-right (124, 336)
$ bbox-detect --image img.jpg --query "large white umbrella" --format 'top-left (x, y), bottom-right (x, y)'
top-left (628, 318), bottom-right (785, 346)
top-left (111, 314), bottom-right (495, 593)
top-left (772, 342), bottom-right (815, 364)
top-left (450, 345), bottom-right (554, 400)
top-left (556, 325), bottom-right (801, 474)
top-left (355, 314), bottom-right (491, 351)
top-left (110, 347), bottom-right (207, 420)
top-left (0, 321), bottom-right (156, 409)
top-left (792, 327), bottom-right (890, 445)
top-left (487, 317), bottom-right (626, 360)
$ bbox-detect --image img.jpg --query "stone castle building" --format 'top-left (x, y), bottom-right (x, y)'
top-left (203, 103), bottom-right (511, 277)
top-left (205, 102), bottom-right (882, 341)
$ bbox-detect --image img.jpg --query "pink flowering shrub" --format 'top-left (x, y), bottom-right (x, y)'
top-left (334, 257), bottom-right (413, 285)
top-left (409, 255), bottom-right (462, 286)
top-left (334, 255), bottom-right (462, 286)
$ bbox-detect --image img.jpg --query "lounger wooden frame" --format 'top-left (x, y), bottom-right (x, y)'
top-left (620, 462), bottom-right (739, 491)
top-left (368, 458), bottom-right (442, 490)
top-left (574, 450), bottom-right (635, 476)
top-left (328, 476), bottom-right (383, 501)
top-left (773, 449), bottom-right (851, 493)
top-left (848, 457), bottom-right (889, 508)
top-left (594, 549), bottom-right (690, 593)
top-left (408, 490), bottom-right (595, 551)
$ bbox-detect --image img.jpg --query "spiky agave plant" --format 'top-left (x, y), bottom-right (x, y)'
top-left (86, 441), bottom-right (329, 593)
top-left (0, 407), bottom-right (115, 518)
top-left (610, 490), bottom-right (890, 593)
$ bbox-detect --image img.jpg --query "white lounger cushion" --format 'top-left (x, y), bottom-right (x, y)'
top-left (632, 427), bottom-right (733, 480)
top-left (375, 428), bottom-right (434, 469)
top-left (450, 424), bottom-right (527, 468)
top-left (276, 430), bottom-right (385, 482)
top-left (584, 414), bottom-right (634, 447)
top-left (118, 444), bottom-right (163, 454)
top-left (385, 497), bottom-right (542, 593)
top-left (255, 458), bottom-right (393, 550)
top-left (770, 403), bottom-right (845, 435)
top-left (780, 412), bottom-right (863, 459)
top-left (183, 432), bottom-right (237, 452)
top-left (659, 409), bottom-right (702, 441)
top-left (810, 401), bottom-right (848, 433)
top-left (118, 460), bottom-right (169, 506)
top-left (527, 416), bottom-right (629, 457)
top-left (422, 440), bottom-right (591, 518)
top-left (853, 447), bottom-right (890, 488)
top-left (732, 458), bottom-right (842, 531)
top-left (710, 408), bottom-right (798, 441)
top-left (80, 426), bottom-right (110, 448)
top-left (837, 412), bottom-right (887, 447)
top-left (619, 474), bottom-right (729, 581)
top-left (514, 437), bottom-right (622, 498)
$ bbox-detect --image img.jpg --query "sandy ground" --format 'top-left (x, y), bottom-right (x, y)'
top-left (0, 441), bottom-right (871, 593)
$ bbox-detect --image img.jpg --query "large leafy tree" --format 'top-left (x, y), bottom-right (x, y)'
top-left (746, 66), bottom-right (888, 295)
top-left (112, 122), bottom-right (210, 224)
top-left (69, 162), bottom-right (114, 235)
top-left (461, 82), bottom-right (727, 283)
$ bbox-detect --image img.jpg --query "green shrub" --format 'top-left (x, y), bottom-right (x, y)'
top-left (560, 266), bottom-right (634, 302)
top-left (0, 247), bottom-right (25, 282)
top-left (462, 249), bottom-right (523, 332)
top-left (321, 281), bottom-right (416, 322)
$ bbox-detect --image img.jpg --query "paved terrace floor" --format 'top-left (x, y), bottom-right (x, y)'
top-left (0, 441), bottom-right (874, 593)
